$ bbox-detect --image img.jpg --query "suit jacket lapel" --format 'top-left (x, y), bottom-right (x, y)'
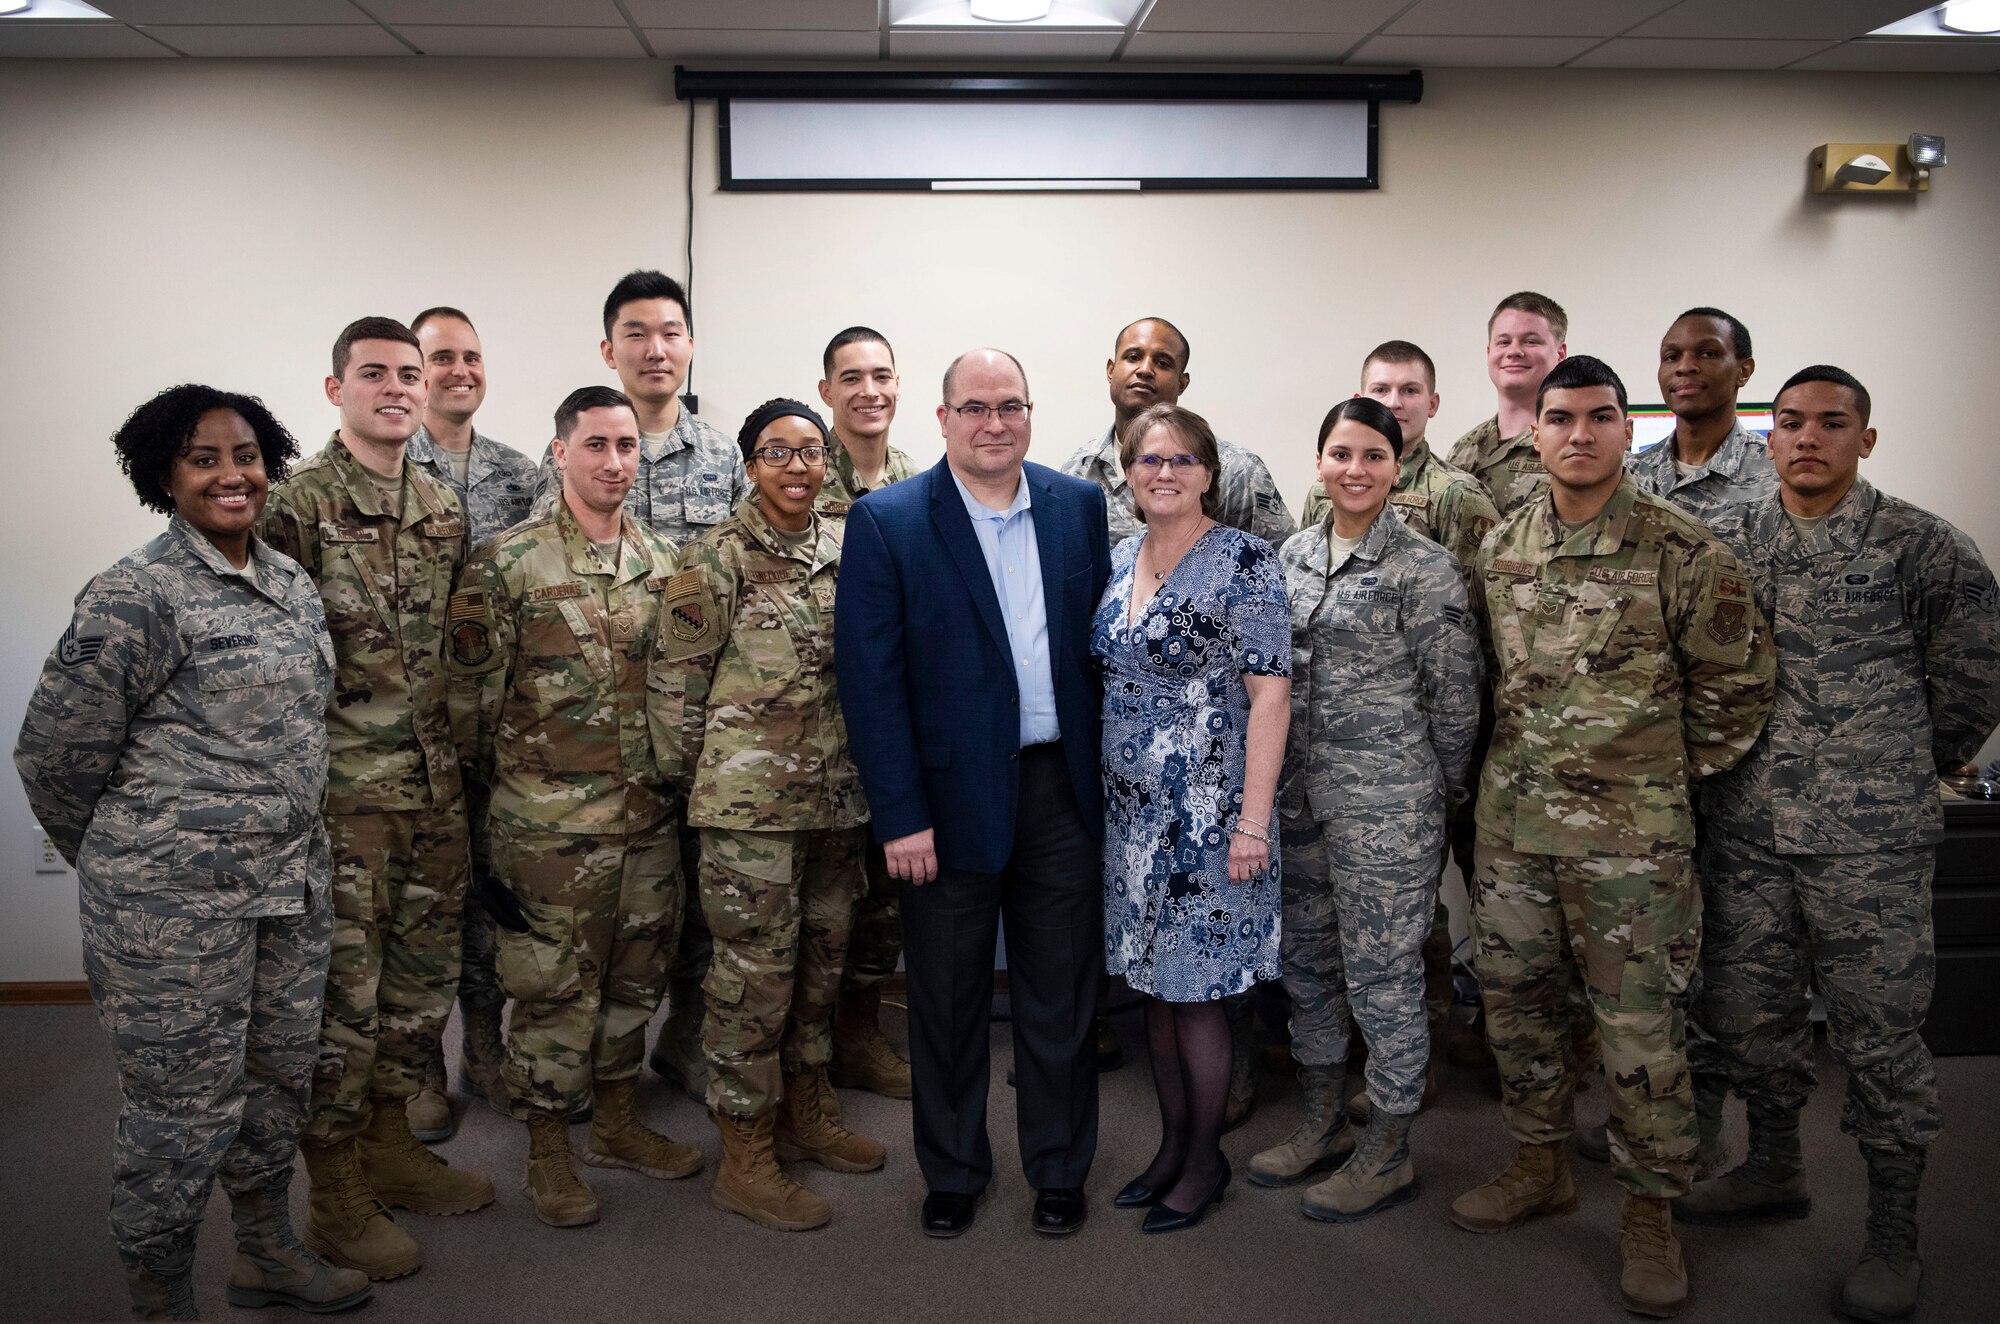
top-left (929, 462), bottom-right (1013, 664)
top-left (1028, 465), bottom-right (1067, 672)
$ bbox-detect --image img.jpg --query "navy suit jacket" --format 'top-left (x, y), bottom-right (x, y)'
top-left (835, 458), bottom-right (1112, 875)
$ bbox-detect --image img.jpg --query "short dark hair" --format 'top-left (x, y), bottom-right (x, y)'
top-left (822, 326), bottom-right (895, 380)
top-left (554, 385), bottom-right (635, 440)
top-left (1488, 291), bottom-right (1568, 344)
top-left (1536, 354), bottom-right (1628, 415)
top-left (1119, 404), bottom-right (1220, 520)
top-left (1777, 364), bottom-right (1872, 427)
top-left (113, 384), bottom-right (300, 516)
top-left (602, 269), bottom-right (690, 339)
top-left (411, 306), bottom-right (474, 336)
top-left (1317, 396), bottom-right (1404, 459)
top-left (1114, 317), bottom-right (1191, 372)
top-left (331, 316), bottom-right (419, 380)
top-left (1674, 306), bottom-right (1752, 360)
top-left (1360, 339), bottom-right (1437, 390)
top-left (942, 348), bottom-right (1031, 404)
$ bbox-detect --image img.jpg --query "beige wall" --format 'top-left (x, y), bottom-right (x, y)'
top-left (3, 58), bottom-right (1995, 980)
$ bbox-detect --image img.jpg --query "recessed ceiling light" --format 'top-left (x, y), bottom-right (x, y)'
top-left (1941, 1), bottom-right (2000, 33)
top-left (970, 0), bottom-right (1053, 20)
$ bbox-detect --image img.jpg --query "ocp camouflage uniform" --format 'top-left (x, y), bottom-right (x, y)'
top-left (1063, 425), bottom-right (1297, 550)
top-left (1697, 479), bottom-right (2000, 1157)
top-left (817, 429), bottom-right (916, 518)
top-left (259, 436), bottom-right (471, 1142)
top-left (1277, 507), bottom-right (1482, 1115)
top-left (1471, 476), bottom-right (1776, 1198)
top-left (14, 517), bottom-right (335, 1284)
top-left (1448, 415), bottom-right (1547, 516)
top-left (446, 501), bottom-right (681, 1117)
top-left (1628, 418), bottom-right (1778, 530)
top-left (528, 408), bottom-right (751, 550)
top-left (648, 498), bottom-right (868, 1117)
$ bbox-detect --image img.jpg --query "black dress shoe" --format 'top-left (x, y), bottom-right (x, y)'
top-left (921, 1190), bottom-right (982, 1239)
top-left (1031, 1187), bottom-right (1088, 1236)
top-left (1113, 1174), bottom-right (1169, 1209)
top-left (1142, 1159), bottom-right (1231, 1234)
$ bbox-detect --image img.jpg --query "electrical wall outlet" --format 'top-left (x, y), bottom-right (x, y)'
top-left (33, 826), bottom-right (67, 874)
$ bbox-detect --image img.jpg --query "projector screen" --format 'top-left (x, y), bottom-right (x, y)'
top-left (1629, 404), bottom-right (1776, 453)
top-left (719, 97), bottom-right (1377, 191)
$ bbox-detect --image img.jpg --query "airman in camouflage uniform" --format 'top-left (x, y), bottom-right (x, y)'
top-left (528, 408), bottom-right (749, 546)
top-left (1447, 292), bottom-right (1571, 517)
top-left (408, 425), bottom-right (536, 547)
top-left (1297, 436), bottom-right (1499, 574)
top-left (1679, 366), bottom-right (2000, 1323)
top-left (1261, 495), bottom-right (1482, 1220)
top-left (448, 393), bottom-right (700, 1227)
top-left (1629, 418), bottom-right (1777, 529)
top-left (820, 429), bottom-right (916, 514)
top-left (1448, 416), bottom-right (1548, 517)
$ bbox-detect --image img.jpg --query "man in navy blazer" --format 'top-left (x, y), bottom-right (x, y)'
top-left (835, 348), bottom-right (1112, 1239)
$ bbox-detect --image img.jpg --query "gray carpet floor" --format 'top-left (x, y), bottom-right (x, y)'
top-left (4, 999), bottom-right (1997, 1324)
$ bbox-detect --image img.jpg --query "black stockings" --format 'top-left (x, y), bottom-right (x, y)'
top-left (1136, 995), bottom-right (1231, 1211)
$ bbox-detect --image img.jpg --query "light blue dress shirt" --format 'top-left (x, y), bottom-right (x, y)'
top-left (951, 468), bottom-right (1059, 747)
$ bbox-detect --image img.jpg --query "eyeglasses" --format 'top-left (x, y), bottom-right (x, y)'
top-left (1131, 453), bottom-right (1204, 471)
top-left (946, 400), bottom-right (1031, 422)
top-left (753, 445), bottom-right (828, 467)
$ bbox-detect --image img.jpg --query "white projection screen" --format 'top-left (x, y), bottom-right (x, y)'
top-left (718, 98), bottom-right (1377, 191)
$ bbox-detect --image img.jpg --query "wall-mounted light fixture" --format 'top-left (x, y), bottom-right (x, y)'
top-left (1809, 138), bottom-right (1948, 194)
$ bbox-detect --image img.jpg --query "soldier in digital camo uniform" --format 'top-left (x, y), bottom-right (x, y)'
top-left (447, 386), bottom-right (701, 1230)
top-left (649, 399), bottom-right (885, 1234)
top-left (1679, 367), bottom-right (2000, 1324)
top-left (16, 385), bottom-right (368, 1320)
top-left (1451, 357), bottom-right (1775, 1320)
top-left (401, 305), bottom-right (539, 1141)
top-left (258, 317), bottom-right (495, 1283)
top-left (1447, 291), bottom-right (1569, 517)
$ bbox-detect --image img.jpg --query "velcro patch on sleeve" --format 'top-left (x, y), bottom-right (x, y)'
top-left (447, 589), bottom-right (486, 622)
top-left (528, 582), bottom-right (586, 603)
top-left (1716, 572), bottom-right (1751, 602)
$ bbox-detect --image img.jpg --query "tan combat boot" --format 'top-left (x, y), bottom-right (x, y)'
top-left (1301, 1106), bottom-right (1418, 1223)
top-left (225, 1181), bottom-right (373, 1313)
top-left (1676, 1103), bottom-right (1809, 1226)
top-left (712, 1109), bottom-right (832, 1231)
top-left (122, 1262), bottom-right (198, 1321)
top-left (356, 1097), bottom-right (496, 1216)
top-left (407, 1054), bottom-right (455, 1142)
top-left (301, 1137), bottom-right (422, 1281)
top-left (648, 981), bottom-right (710, 1105)
top-left (1248, 1065), bottom-right (1354, 1187)
top-left (459, 996), bottom-right (509, 1118)
top-left (1838, 1146), bottom-right (1924, 1323)
top-left (776, 1066), bottom-right (887, 1173)
top-left (582, 1076), bottom-right (703, 1179)
top-left (831, 985), bottom-right (913, 1099)
top-left (1620, 1193), bottom-right (1690, 1317)
top-left (522, 1110), bottom-right (600, 1228)
top-left (1449, 1140), bottom-right (1579, 1233)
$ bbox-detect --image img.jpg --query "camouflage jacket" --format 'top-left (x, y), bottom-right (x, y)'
top-left (528, 406), bottom-right (750, 550)
top-left (1448, 415), bottom-right (1547, 516)
top-left (818, 429), bottom-right (916, 517)
top-left (1628, 417), bottom-right (1778, 530)
top-left (1473, 476), bottom-right (1777, 858)
top-left (259, 435), bottom-right (467, 815)
top-left (447, 501), bottom-right (678, 847)
top-left (407, 425), bottom-right (538, 549)
top-left (1702, 478), bottom-right (2000, 853)
top-left (1278, 506), bottom-right (1483, 825)
top-left (648, 498), bottom-right (866, 831)
top-left (1062, 425), bottom-right (1297, 551)
top-left (14, 517), bottom-right (335, 917)
top-left (1298, 438), bottom-right (1502, 589)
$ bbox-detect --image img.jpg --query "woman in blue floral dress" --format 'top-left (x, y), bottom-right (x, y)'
top-left (1090, 404), bottom-right (1291, 1233)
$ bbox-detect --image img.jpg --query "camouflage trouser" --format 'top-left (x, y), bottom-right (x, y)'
top-left (80, 888), bottom-right (332, 1276)
top-left (458, 893), bottom-right (503, 1017)
top-left (1279, 806), bottom-right (1440, 1116)
top-left (1698, 828), bottom-right (1941, 1150)
top-left (698, 825), bottom-right (865, 1117)
top-left (842, 841), bottom-right (902, 989)
top-left (1471, 843), bottom-right (1700, 1199)
top-left (307, 806), bottom-right (470, 1142)
top-left (669, 821), bottom-right (711, 985)
top-left (493, 818), bottom-right (682, 1117)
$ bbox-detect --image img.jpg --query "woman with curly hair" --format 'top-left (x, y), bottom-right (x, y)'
top-left (15, 385), bottom-right (369, 1320)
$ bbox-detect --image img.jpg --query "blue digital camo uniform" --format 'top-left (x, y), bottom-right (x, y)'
top-left (15, 517), bottom-right (336, 1284)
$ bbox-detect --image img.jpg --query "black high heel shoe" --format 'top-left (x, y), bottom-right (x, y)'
top-left (1114, 1172), bottom-right (1172, 1209)
top-left (1141, 1157), bottom-right (1232, 1234)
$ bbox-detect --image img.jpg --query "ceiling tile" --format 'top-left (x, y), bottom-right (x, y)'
top-left (0, 21), bottom-right (176, 55)
top-left (396, 25), bottom-right (646, 55)
top-left (1142, 0), bottom-right (1407, 35)
top-left (95, 0), bottom-right (366, 21)
top-left (1386, 0), bottom-right (1678, 38)
top-left (626, 0), bottom-right (878, 31)
top-left (645, 28), bottom-right (880, 58)
top-left (890, 29), bottom-right (1126, 58)
top-left (141, 23), bottom-right (411, 55)
top-left (1629, 0), bottom-right (1924, 41)
top-left (1121, 31), bottom-right (1365, 61)
top-left (1790, 38), bottom-right (2000, 71)
top-left (1346, 33), bottom-right (1601, 66)
top-left (1569, 36), bottom-right (1836, 68)
top-left (366, 0), bottom-right (628, 24)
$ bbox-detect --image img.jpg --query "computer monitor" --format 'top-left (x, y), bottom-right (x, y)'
top-left (1629, 403), bottom-right (1774, 453)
